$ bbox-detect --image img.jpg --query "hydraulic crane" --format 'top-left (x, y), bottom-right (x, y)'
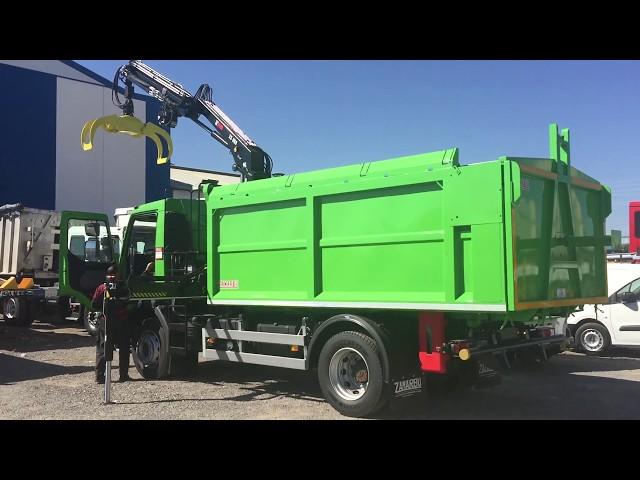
top-left (81, 60), bottom-right (274, 181)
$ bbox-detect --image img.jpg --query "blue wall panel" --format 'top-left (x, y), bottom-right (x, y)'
top-left (0, 63), bottom-right (56, 209)
top-left (145, 98), bottom-right (171, 202)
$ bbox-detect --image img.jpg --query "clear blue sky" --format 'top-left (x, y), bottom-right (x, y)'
top-left (78, 60), bottom-right (640, 234)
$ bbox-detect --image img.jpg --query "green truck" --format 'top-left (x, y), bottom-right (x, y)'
top-left (59, 119), bottom-right (611, 417)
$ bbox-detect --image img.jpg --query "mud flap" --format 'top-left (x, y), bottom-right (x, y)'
top-left (81, 114), bottom-right (173, 164)
top-left (388, 372), bottom-right (426, 413)
top-left (473, 355), bottom-right (503, 389)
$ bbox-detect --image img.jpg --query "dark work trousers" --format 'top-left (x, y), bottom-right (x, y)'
top-left (95, 300), bottom-right (131, 380)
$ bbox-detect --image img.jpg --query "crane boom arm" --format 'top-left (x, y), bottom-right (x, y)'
top-left (115, 60), bottom-right (272, 181)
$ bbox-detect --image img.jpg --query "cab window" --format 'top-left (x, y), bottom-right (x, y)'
top-left (164, 212), bottom-right (192, 277)
top-left (67, 220), bottom-right (112, 263)
top-left (612, 277), bottom-right (640, 303)
top-left (127, 214), bottom-right (157, 277)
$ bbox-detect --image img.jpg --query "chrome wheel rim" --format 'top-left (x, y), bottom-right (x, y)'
top-left (4, 298), bottom-right (17, 318)
top-left (137, 330), bottom-right (161, 366)
top-left (87, 312), bottom-right (100, 330)
top-left (329, 347), bottom-right (369, 401)
top-left (582, 329), bottom-right (604, 352)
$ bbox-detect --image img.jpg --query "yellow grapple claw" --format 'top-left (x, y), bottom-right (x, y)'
top-left (142, 122), bottom-right (173, 164)
top-left (81, 114), bottom-right (173, 164)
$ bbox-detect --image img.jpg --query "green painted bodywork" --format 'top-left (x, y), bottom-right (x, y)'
top-left (59, 200), bottom-right (207, 308)
top-left (119, 199), bottom-right (206, 300)
top-left (59, 211), bottom-right (113, 308)
top-left (60, 124), bottom-right (611, 320)
top-left (203, 124), bottom-right (611, 314)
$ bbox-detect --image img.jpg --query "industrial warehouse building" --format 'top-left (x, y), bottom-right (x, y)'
top-left (0, 60), bottom-right (241, 219)
top-left (0, 60), bottom-right (170, 218)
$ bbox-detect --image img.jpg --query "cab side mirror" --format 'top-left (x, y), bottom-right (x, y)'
top-left (619, 291), bottom-right (638, 303)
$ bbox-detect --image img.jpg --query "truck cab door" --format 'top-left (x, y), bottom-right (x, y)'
top-left (58, 211), bottom-right (115, 309)
top-left (608, 276), bottom-right (640, 345)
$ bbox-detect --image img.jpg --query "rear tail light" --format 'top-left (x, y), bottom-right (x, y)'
top-left (536, 326), bottom-right (555, 337)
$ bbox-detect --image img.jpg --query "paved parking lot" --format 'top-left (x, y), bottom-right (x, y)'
top-left (2, 320), bottom-right (640, 420)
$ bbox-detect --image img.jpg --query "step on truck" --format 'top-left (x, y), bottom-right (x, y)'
top-left (66, 61), bottom-right (612, 417)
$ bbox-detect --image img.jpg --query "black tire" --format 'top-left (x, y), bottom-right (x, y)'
top-left (317, 331), bottom-right (386, 418)
top-left (3, 297), bottom-right (33, 327)
top-left (575, 322), bottom-right (611, 355)
top-left (133, 318), bottom-right (170, 379)
top-left (83, 307), bottom-right (100, 338)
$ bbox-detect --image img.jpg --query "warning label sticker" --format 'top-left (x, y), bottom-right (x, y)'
top-left (219, 280), bottom-right (239, 289)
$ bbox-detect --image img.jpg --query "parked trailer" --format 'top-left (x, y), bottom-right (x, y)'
top-left (60, 124), bottom-right (611, 417)
top-left (0, 205), bottom-right (62, 326)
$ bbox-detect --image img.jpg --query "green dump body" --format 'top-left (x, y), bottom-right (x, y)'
top-left (204, 125), bottom-right (611, 315)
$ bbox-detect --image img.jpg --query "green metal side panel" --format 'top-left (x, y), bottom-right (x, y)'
top-left (58, 211), bottom-right (112, 309)
top-left (122, 199), bottom-right (207, 300)
top-left (202, 124), bottom-right (609, 314)
top-left (205, 148), bottom-right (510, 311)
top-left (504, 124), bottom-right (611, 310)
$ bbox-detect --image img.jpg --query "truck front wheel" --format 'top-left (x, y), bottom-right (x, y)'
top-left (133, 319), bottom-right (170, 379)
top-left (318, 331), bottom-right (385, 418)
top-left (83, 308), bottom-right (100, 338)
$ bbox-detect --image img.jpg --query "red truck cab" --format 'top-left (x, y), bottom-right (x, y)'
top-left (629, 202), bottom-right (640, 255)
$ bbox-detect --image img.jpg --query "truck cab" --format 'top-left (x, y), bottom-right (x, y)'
top-left (59, 199), bottom-right (206, 310)
top-left (59, 199), bottom-right (208, 376)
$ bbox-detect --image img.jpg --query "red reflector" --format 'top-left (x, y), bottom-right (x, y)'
top-left (215, 120), bottom-right (225, 131)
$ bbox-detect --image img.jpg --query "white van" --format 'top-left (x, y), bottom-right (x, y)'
top-left (567, 263), bottom-right (640, 354)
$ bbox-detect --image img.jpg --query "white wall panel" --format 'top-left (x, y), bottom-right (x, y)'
top-left (101, 88), bottom-right (146, 218)
top-left (55, 77), bottom-right (147, 218)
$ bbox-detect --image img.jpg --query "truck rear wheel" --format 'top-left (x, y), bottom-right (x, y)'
top-left (318, 331), bottom-right (385, 418)
top-left (133, 319), bottom-right (170, 379)
top-left (3, 298), bottom-right (33, 327)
